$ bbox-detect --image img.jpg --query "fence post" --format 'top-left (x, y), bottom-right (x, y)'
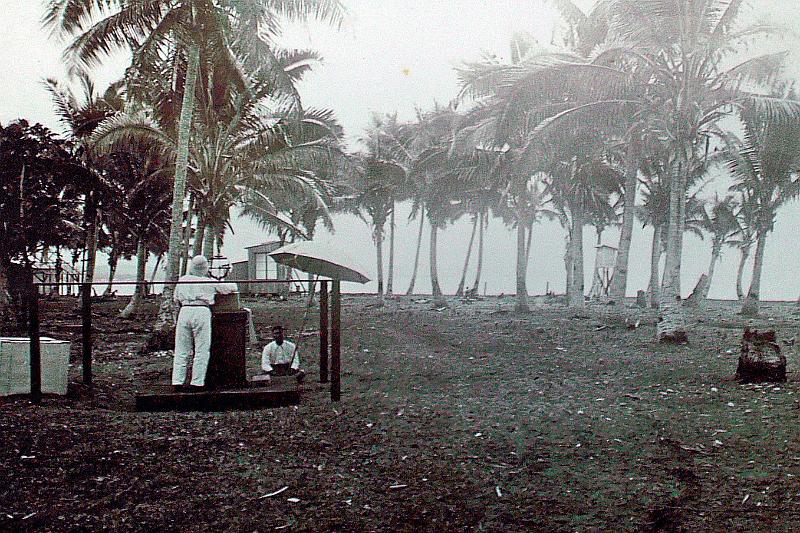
top-left (81, 282), bottom-right (92, 387)
top-left (28, 284), bottom-right (41, 404)
top-left (330, 279), bottom-right (341, 402)
top-left (319, 280), bottom-right (329, 383)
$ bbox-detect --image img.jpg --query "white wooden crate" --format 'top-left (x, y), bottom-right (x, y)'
top-left (0, 337), bottom-right (71, 396)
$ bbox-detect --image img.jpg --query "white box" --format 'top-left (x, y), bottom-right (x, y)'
top-left (0, 337), bottom-right (71, 396)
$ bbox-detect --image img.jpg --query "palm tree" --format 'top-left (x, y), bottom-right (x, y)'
top-left (731, 191), bottom-right (757, 302)
top-left (725, 100), bottom-right (800, 316)
top-left (46, 0), bottom-right (346, 326)
top-left (44, 74), bottom-right (124, 286)
top-left (685, 195), bottom-right (740, 307)
top-left (474, 0), bottom-right (798, 340)
top-left (405, 104), bottom-right (464, 303)
top-left (342, 154), bottom-right (405, 303)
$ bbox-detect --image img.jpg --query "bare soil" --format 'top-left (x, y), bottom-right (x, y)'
top-left (2, 295), bottom-right (800, 532)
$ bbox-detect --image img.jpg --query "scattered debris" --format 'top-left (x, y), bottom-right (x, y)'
top-left (258, 486), bottom-right (289, 499)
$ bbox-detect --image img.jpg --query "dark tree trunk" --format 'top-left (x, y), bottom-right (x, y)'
top-left (103, 239), bottom-right (120, 296)
top-left (192, 216), bottom-right (206, 259)
top-left (375, 220), bottom-right (384, 302)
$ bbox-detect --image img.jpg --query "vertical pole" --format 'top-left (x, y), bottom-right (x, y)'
top-left (81, 282), bottom-right (92, 387)
top-left (28, 284), bottom-right (41, 404)
top-left (330, 279), bottom-right (341, 402)
top-left (319, 280), bottom-right (329, 383)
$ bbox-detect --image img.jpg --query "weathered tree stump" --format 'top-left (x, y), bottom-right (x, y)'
top-left (140, 327), bottom-right (175, 354)
top-left (736, 329), bottom-right (786, 383)
top-left (636, 290), bottom-right (647, 308)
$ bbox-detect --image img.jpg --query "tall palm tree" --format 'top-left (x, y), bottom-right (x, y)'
top-left (46, 0), bottom-right (346, 326)
top-left (685, 195), bottom-right (740, 307)
top-left (342, 155), bottom-right (405, 303)
top-left (730, 191), bottom-right (757, 302)
top-left (44, 74), bottom-right (124, 286)
top-left (725, 100), bottom-right (800, 316)
top-left (470, 0), bottom-right (798, 340)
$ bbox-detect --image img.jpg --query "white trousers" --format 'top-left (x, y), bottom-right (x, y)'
top-left (172, 306), bottom-right (212, 386)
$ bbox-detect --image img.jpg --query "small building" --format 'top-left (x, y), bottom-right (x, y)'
top-left (230, 241), bottom-right (288, 296)
top-left (589, 244), bottom-right (617, 299)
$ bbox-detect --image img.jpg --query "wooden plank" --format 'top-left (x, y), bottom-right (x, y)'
top-left (81, 282), bottom-right (92, 387)
top-left (330, 279), bottom-right (341, 402)
top-left (28, 285), bottom-right (41, 404)
top-left (319, 280), bottom-right (329, 383)
top-left (135, 387), bottom-right (301, 412)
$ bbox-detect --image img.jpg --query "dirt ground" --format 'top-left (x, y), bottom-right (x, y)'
top-left (2, 294), bottom-right (800, 532)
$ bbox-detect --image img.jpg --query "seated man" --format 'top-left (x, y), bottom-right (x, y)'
top-left (172, 256), bottom-right (237, 392)
top-left (261, 325), bottom-right (305, 383)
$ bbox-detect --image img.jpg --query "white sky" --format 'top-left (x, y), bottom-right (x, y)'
top-left (2, 0), bottom-right (800, 300)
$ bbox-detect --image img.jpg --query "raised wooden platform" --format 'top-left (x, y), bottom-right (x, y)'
top-left (135, 383), bottom-right (301, 412)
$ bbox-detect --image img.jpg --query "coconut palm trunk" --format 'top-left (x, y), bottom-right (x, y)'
top-left (180, 194), bottom-right (196, 275)
top-left (429, 224), bottom-right (443, 299)
top-left (515, 221), bottom-right (529, 311)
top-left (736, 244), bottom-right (750, 302)
top-left (121, 239), bottom-right (148, 318)
top-left (657, 165), bottom-right (688, 342)
top-left (203, 223), bottom-right (215, 260)
top-left (374, 221), bottom-right (385, 301)
top-left (103, 238), bottom-right (120, 296)
top-left (387, 206), bottom-right (395, 295)
top-left (150, 253), bottom-right (163, 283)
top-left (156, 41), bottom-right (201, 328)
top-left (0, 259), bottom-right (11, 325)
top-left (525, 220), bottom-right (534, 266)
top-left (192, 216), bottom-right (206, 258)
top-left (741, 229), bottom-right (767, 316)
top-left (609, 150), bottom-right (639, 301)
top-left (700, 242), bottom-right (722, 301)
top-left (83, 197), bottom-right (100, 286)
top-left (564, 236), bottom-right (573, 299)
top-left (455, 215), bottom-right (478, 296)
top-left (406, 205), bottom-right (425, 295)
top-left (568, 206), bottom-right (585, 307)
top-left (648, 225), bottom-right (662, 309)
top-left (472, 210), bottom-right (485, 293)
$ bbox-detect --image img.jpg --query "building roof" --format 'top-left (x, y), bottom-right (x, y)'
top-left (244, 241), bottom-right (281, 249)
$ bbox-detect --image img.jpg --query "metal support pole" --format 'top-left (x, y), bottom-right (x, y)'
top-left (81, 282), bottom-right (92, 387)
top-left (330, 279), bottom-right (341, 402)
top-left (28, 284), bottom-right (41, 404)
top-left (319, 280), bottom-right (329, 383)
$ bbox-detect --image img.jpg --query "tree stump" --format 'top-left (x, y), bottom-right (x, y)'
top-left (636, 290), bottom-right (647, 308)
top-left (736, 329), bottom-right (786, 383)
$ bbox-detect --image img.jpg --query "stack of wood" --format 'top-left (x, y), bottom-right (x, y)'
top-left (735, 328), bottom-right (786, 383)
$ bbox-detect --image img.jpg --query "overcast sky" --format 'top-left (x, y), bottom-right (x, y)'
top-left (2, 0), bottom-right (800, 300)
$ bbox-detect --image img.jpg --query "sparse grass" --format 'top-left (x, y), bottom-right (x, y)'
top-left (1, 295), bottom-right (799, 531)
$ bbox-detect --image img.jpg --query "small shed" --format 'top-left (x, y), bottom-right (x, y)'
top-left (230, 242), bottom-right (288, 296)
top-left (589, 244), bottom-right (617, 299)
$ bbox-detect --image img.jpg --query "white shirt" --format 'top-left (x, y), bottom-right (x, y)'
top-left (173, 274), bottom-right (238, 306)
top-left (262, 340), bottom-right (299, 371)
